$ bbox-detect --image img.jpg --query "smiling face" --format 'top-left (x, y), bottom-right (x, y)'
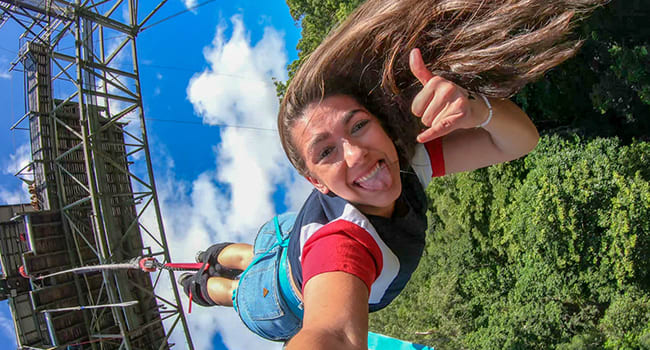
top-left (291, 95), bottom-right (402, 217)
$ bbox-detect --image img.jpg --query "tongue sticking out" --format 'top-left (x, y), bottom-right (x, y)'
top-left (355, 162), bottom-right (393, 191)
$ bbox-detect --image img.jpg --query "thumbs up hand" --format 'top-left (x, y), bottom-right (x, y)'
top-left (409, 48), bottom-right (489, 143)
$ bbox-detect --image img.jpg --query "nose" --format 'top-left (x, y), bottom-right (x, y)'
top-left (342, 139), bottom-right (367, 167)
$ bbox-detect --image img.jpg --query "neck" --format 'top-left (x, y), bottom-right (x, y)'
top-left (356, 200), bottom-right (396, 218)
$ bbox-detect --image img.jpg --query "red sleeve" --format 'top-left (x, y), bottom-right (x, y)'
top-left (424, 137), bottom-right (445, 177)
top-left (301, 220), bottom-right (383, 293)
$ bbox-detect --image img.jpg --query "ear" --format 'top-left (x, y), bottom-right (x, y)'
top-left (306, 175), bottom-right (329, 194)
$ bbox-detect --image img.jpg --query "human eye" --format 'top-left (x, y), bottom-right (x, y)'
top-left (318, 146), bottom-right (335, 161)
top-left (351, 119), bottom-right (369, 134)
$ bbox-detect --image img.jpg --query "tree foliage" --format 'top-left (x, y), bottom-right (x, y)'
top-left (275, 0), bottom-right (363, 97)
top-left (369, 136), bottom-right (650, 349)
top-left (513, 1), bottom-right (650, 141)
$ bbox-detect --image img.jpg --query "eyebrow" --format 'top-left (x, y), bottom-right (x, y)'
top-left (307, 108), bottom-right (364, 156)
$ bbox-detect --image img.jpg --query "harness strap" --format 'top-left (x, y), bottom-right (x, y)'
top-left (274, 215), bottom-right (285, 245)
top-left (278, 246), bottom-right (304, 319)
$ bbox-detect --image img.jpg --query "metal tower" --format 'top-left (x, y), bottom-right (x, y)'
top-left (0, 1), bottom-right (194, 349)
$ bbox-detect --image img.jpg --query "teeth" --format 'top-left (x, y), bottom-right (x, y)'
top-left (357, 162), bottom-right (382, 183)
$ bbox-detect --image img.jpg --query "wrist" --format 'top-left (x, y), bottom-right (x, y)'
top-left (473, 94), bottom-right (493, 128)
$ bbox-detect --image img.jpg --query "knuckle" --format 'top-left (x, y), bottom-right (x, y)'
top-left (423, 107), bottom-right (438, 125)
top-left (424, 79), bottom-right (437, 93)
top-left (441, 86), bottom-right (455, 100)
top-left (455, 97), bottom-right (468, 111)
top-left (431, 76), bottom-right (445, 84)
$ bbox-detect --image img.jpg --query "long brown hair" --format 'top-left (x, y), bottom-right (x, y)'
top-left (279, 0), bottom-right (608, 176)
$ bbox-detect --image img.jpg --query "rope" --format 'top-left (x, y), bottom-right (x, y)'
top-left (27, 257), bottom-right (203, 281)
top-left (40, 300), bottom-right (139, 313)
top-left (150, 259), bottom-right (202, 272)
top-left (33, 260), bottom-right (141, 280)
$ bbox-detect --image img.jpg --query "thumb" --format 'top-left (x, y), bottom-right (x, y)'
top-left (409, 48), bottom-right (434, 85)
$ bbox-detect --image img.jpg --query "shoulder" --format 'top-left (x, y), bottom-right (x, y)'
top-left (410, 138), bottom-right (445, 188)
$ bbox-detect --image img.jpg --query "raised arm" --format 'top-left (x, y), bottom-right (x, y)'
top-left (286, 271), bottom-right (369, 350)
top-left (441, 97), bottom-right (538, 174)
top-left (409, 48), bottom-right (539, 174)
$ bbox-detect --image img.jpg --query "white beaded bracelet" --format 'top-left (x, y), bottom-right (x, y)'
top-left (476, 94), bottom-right (493, 128)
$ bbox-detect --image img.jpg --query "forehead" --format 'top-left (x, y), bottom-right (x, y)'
top-left (291, 95), bottom-right (367, 145)
top-left (302, 95), bottom-right (365, 123)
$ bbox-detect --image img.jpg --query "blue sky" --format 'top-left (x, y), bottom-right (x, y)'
top-left (0, 1), bottom-right (311, 349)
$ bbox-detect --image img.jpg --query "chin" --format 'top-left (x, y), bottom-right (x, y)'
top-left (363, 186), bottom-right (402, 215)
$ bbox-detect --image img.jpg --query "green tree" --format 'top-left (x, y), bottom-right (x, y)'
top-left (275, 0), bottom-right (362, 97)
top-left (369, 136), bottom-right (650, 349)
top-left (512, 1), bottom-right (650, 140)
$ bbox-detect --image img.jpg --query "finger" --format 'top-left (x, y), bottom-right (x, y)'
top-left (412, 76), bottom-right (448, 118)
top-left (417, 125), bottom-right (446, 144)
top-left (421, 81), bottom-right (455, 126)
top-left (411, 79), bottom-right (437, 117)
top-left (409, 48), bottom-right (434, 85)
top-left (417, 111), bottom-right (463, 143)
top-left (417, 121), bottom-right (450, 143)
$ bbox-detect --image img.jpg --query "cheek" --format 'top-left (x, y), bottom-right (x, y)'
top-left (372, 127), bottom-right (397, 155)
top-left (381, 135), bottom-right (399, 161)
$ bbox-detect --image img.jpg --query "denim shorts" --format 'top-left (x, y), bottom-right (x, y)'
top-left (234, 213), bottom-right (303, 341)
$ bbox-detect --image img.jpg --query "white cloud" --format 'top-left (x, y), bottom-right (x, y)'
top-left (182, 0), bottom-right (198, 11)
top-left (0, 56), bottom-right (10, 79)
top-left (188, 15), bottom-right (285, 129)
top-left (284, 174), bottom-right (313, 212)
top-left (186, 14), bottom-right (311, 235)
top-left (140, 15), bottom-right (312, 350)
top-left (0, 186), bottom-right (29, 205)
top-left (3, 144), bottom-right (31, 176)
top-left (1, 143), bottom-right (32, 205)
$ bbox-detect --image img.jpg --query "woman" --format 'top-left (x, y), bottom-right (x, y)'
top-left (179, 0), bottom-right (606, 348)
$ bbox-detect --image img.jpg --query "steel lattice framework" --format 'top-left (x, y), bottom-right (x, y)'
top-left (0, 1), bottom-right (194, 349)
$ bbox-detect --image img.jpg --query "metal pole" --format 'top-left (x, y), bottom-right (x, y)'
top-left (73, 11), bottom-right (134, 350)
top-left (127, 9), bottom-right (195, 350)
